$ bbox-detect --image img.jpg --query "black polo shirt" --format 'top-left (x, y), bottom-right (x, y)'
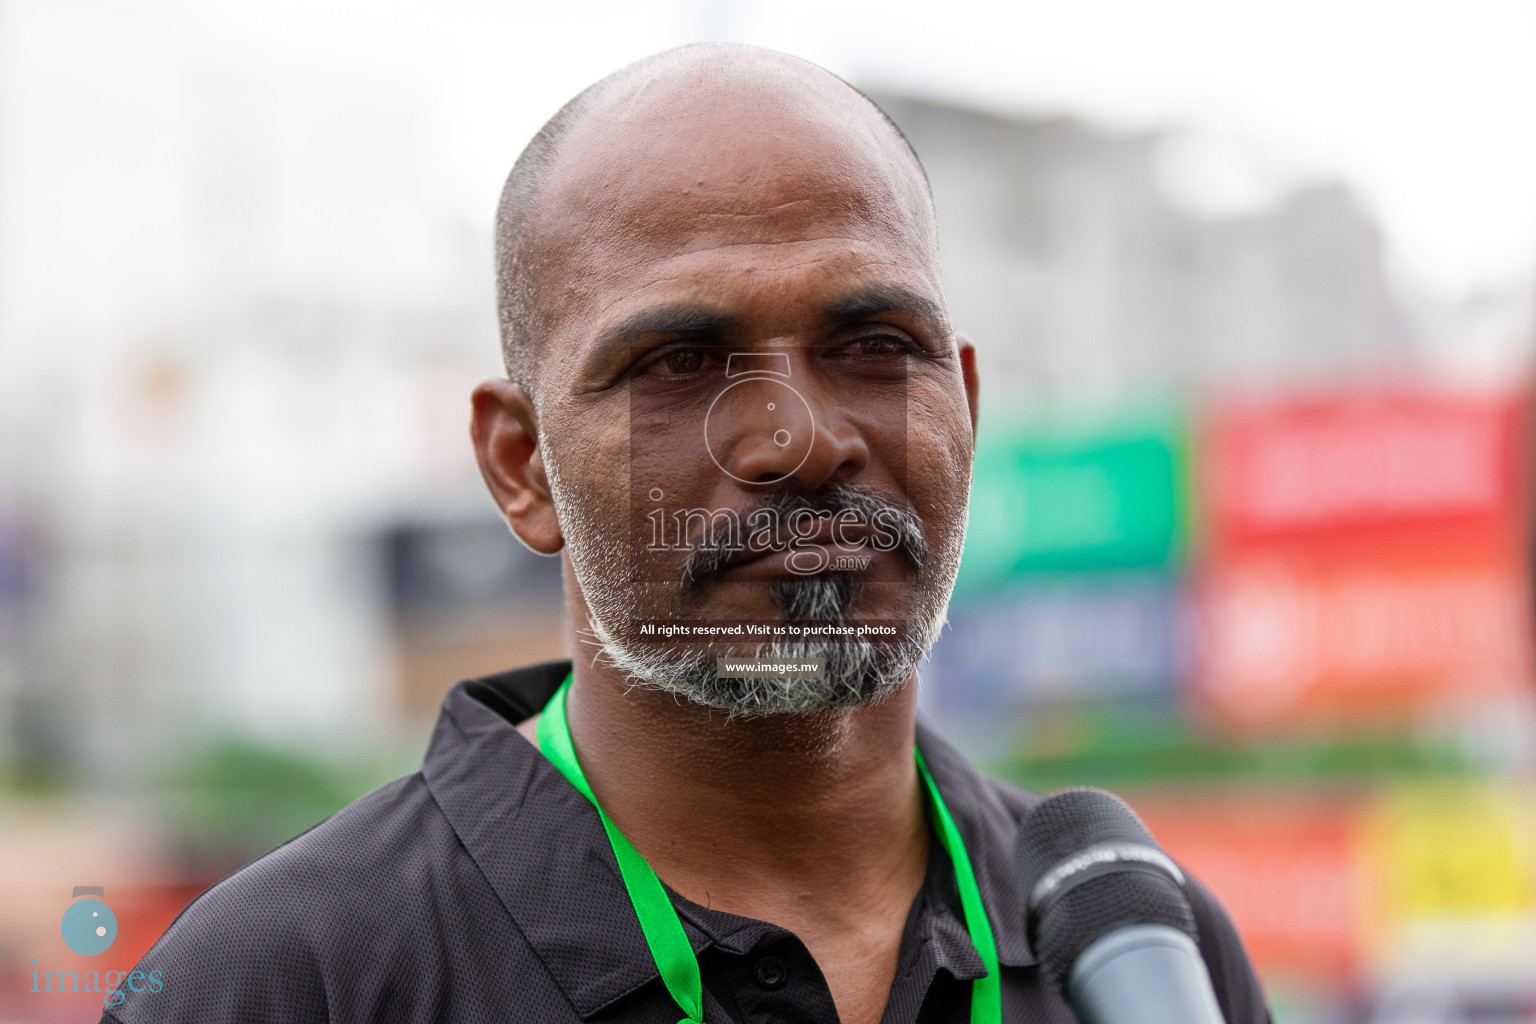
top-left (104, 660), bottom-right (1270, 1024)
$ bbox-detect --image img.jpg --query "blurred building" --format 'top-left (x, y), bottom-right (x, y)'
top-left (876, 95), bottom-right (1415, 404)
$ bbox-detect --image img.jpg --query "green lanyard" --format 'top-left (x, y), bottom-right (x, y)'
top-left (536, 674), bottom-right (1001, 1024)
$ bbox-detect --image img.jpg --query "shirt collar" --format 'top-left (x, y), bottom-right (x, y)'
top-left (421, 661), bottom-right (1035, 1019)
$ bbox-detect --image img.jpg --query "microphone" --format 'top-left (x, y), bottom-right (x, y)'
top-left (1014, 788), bottom-right (1224, 1024)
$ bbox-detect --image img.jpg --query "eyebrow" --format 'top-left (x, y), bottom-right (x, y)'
top-left (824, 285), bottom-right (952, 340)
top-left (596, 305), bottom-right (740, 356)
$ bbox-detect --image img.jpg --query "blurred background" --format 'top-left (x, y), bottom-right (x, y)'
top-left (1, 1), bottom-right (1534, 1021)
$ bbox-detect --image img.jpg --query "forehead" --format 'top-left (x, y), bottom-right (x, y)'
top-left (528, 72), bottom-right (940, 361)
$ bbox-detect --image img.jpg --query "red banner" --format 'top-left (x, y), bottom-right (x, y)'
top-left (1201, 392), bottom-right (1526, 558)
top-left (1193, 544), bottom-right (1533, 729)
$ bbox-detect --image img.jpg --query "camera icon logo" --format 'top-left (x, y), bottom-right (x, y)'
top-left (60, 885), bottom-right (117, 956)
top-left (703, 352), bottom-right (815, 484)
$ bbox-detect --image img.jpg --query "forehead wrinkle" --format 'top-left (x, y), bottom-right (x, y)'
top-left (569, 239), bottom-right (937, 294)
top-left (590, 257), bottom-right (940, 317)
top-left (562, 246), bottom-right (946, 350)
top-left (544, 171), bottom-right (924, 256)
top-left (699, 199), bottom-right (819, 219)
top-left (529, 210), bottom-right (930, 332)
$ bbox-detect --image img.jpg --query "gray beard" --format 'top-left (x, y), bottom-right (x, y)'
top-left (585, 575), bottom-right (941, 717)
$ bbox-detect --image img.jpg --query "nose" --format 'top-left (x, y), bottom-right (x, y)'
top-left (719, 382), bottom-right (870, 487)
top-left (781, 418), bottom-right (870, 489)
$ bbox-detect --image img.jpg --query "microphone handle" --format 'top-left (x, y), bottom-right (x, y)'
top-left (1066, 925), bottom-right (1224, 1024)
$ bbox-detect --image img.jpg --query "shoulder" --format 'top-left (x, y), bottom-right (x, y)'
top-left (106, 772), bottom-right (530, 1024)
top-left (177, 770), bottom-right (454, 929)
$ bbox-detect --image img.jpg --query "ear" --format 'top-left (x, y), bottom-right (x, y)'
top-left (470, 379), bottom-right (564, 555)
top-left (956, 333), bottom-right (979, 437)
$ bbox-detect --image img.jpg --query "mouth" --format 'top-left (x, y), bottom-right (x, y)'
top-left (715, 546), bottom-right (844, 582)
top-left (708, 522), bottom-right (880, 580)
top-left (672, 482), bottom-right (926, 597)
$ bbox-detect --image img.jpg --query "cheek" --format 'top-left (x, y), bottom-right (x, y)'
top-left (630, 409), bottom-right (710, 489)
top-left (551, 401), bottom-right (734, 571)
top-left (544, 408), bottom-right (635, 525)
top-left (629, 397), bottom-right (762, 514)
top-left (902, 381), bottom-right (975, 523)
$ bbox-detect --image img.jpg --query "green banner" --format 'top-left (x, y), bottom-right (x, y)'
top-left (956, 416), bottom-right (1186, 595)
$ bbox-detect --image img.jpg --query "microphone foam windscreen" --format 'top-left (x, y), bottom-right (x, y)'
top-left (1015, 788), bottom-right (1198, 989)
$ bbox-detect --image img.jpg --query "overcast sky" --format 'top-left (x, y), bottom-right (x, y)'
top-left (163, 0), bottom-right (1536, 299)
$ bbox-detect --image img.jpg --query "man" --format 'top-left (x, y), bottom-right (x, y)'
top-left (106, 44), bottom-right (1269, 1024)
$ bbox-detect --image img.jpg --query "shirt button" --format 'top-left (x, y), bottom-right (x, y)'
top-left (753, 955), bottom-right (786, 990)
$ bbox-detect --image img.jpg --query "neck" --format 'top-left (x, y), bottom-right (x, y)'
top-left (549, 594), bottom-right (929, 927)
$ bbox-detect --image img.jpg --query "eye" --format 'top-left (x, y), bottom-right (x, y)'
top-left (843, 333), bottom-right (917, 357)
top-left (638, 347), bottom-right (712, 377)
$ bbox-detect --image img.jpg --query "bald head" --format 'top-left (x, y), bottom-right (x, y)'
top-left (493, 43), bottom-right (937, 399)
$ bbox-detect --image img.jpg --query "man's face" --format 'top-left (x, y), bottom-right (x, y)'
top-left (525, 76), bottom-right (975, 713)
